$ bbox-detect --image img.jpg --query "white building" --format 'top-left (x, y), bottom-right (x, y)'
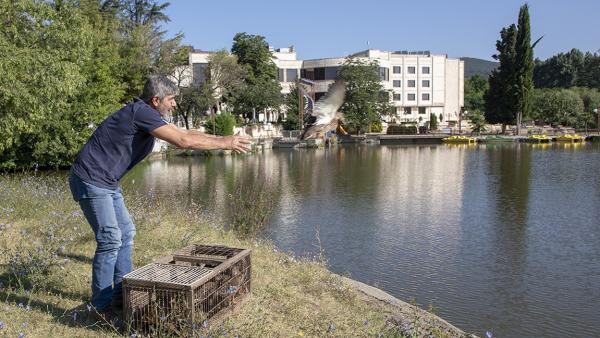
top-left (186, 47), bottom-right (464, 127)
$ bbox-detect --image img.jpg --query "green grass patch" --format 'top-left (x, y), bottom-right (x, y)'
top-left (0, 173), bottom-right (463, 338)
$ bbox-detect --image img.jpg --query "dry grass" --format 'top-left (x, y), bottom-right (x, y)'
top-left (0, 173), bottom-right (419, 338)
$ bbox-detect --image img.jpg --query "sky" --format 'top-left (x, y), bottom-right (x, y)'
top-left (163, 0), bottom-right (600, 61)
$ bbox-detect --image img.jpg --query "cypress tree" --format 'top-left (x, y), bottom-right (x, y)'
top-left (514, 4), bottom-right (534, 133)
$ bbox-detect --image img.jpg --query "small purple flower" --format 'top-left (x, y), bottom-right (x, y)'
top-left (0, 321), bottom-right (5, 329)
top-left (21, 322), bottom-right (28, 328)
top-left (19, 333), bottom-right (25, 338)
top-left (486, 331), bottom-right (493, 338)
top-left (202, 320), bottom-right (209, 328)
top-left (328, 323), bottom-right (336, 332)
top-left (159, 316), bottom-right (167, 321)
top-left (363, 319), bottom-right (369, 326)
top-left (86, 304), bottom-right (92, 312)
top-left (18, 303), bottom-right (24, 308)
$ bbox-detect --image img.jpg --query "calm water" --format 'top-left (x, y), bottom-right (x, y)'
top-left (125, 143), bottom-right (600, 338)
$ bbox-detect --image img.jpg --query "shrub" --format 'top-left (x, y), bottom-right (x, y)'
top-left (205, 112), bottom-right (236, 136)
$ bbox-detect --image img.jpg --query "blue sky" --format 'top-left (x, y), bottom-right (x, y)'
top-left (163, 0), bottom-right (600, 61)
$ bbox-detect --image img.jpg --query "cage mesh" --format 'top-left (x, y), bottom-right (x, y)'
top-left (123, 245), bottom-right (251, 336)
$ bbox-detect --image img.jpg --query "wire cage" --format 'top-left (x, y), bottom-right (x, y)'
top-left (123, 244), bottom-right (252, 336)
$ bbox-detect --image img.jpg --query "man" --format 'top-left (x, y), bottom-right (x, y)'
top-left (69, 75), bottom-right (251, 323)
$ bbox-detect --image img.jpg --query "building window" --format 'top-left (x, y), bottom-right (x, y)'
top-left (419, 107), bottom-right (427, 114)
top-left (404, 107), bottom-right (412, 114)
top-left (393, 93), bottom-right (401, 101)
top-left (422, 66), bottom-right (430, 74)
top-left (286, 69), bottom-right (298, 82)
top-left (393, 80), bottom-right (402, 88)
top-left (422, 80), bottom-right (430, 87)
top-left (314, 67), bottom-right (325, 81)
top-left (278, 68), bottom-right (285, 82)
top-left (379, 67), bottom-right (389, 81)
top-left (407, 66), bottom-right (416, 74)
top-left (393, 66), bottom-right (402, 74)
top-left (301, 68), bottom-right (315, 80)
top-left (193, 63), bottom-right (208, 84)
top-left (324, 67), bottom-right (339, 80)
top-left (422, 93), bottom-right (430, 101)
top-left (408, 93), bottom-right (416, 101)
top-left (408, 80), bottom-right (416, 87)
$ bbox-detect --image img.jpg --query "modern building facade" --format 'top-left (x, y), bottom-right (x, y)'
top-left (187, 47), bottom-right (464, 127)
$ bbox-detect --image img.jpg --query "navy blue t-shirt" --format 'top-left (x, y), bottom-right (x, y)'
top-left (72, 98), bottom-right (168, 190)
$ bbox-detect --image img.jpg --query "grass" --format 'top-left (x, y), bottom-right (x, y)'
top-left (0, 173), bottom-right (469, 338)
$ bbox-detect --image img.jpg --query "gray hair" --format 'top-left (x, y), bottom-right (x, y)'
top-left (140, 75), bottom-right (179, 102)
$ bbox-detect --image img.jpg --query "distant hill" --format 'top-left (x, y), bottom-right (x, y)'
top-left (461, 57), bottom-right (498, 78)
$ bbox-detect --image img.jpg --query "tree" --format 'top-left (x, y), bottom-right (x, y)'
top-left (231, 32), bottom-right (281, 121)
top-left (0, 0), bottom-right (123, 169)
top-left (465, 75), bottom-right (489, 113)
top-left (533, 49), bottom-right (585, 88)
top-left (338, 57), bottom-right (391, 134)
top-left (485, 24), bottom-right (518, 132)
top-left (429, 114), bottom-right (438, 130)
top-left (531, 89), bottom-right (585, 127)
top-left (175, 84), bottom-right (215, 129)
top-left (205, 50), bottom-right (247, 113)
top-left (470, 111), bottom-right (487, 135)
top-left (514, 4), bottom-right (535, 133)
top-left (282, 84), bottom-right (300, 130)
top-left (205, 112), bottom-right (236, 136)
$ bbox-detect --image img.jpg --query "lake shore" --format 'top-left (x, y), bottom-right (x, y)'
top-left (0, 173), bottom-right (476, 337)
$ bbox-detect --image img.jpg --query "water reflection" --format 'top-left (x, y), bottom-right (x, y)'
top-left (123, 143), bottom-right (600, 338)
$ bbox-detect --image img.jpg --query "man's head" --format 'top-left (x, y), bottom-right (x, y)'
top-left (140, 75), bottom-right (179, 118)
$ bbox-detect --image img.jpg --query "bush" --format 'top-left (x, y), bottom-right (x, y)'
top-left (370, 120), bottom-right (383, 133)
top-left (386, 124), bottom-right (418, 135)
top-left (429, 114), bottom-right (438, 130)
top-left (205, 112), bottom-right (236, 136)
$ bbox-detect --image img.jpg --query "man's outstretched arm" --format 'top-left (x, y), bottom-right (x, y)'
top-left (151, 124), bottom-right (252, 153)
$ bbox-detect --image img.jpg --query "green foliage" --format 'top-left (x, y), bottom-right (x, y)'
top-left (485, 24), bottom-right (518, 126)
top-left (534, 49), bottom-right (585, 88)
top-left (175, 84), bottom-right (215, 129)
top-left (226, 176), bottom-right (279, 238)
top-left (206, 49), bottom-right (247, 111)
top-left (370, 120), bottom-right (383, 133)
top-left (0, 0), bottom-right (123, 169)
top-left (204, 112), bottom-right (236, 136)
top-left (282, 84), bottom-right (301, 130)
top-left (470, 111), bottom-right (487, 134)
top-left (429, 114), bottom-right (438, 130)
top-left (386, 125), bottom-right (418, 135)
top-left (465, 75), bottom-right (489, 113)
top-left (339, 57), bottom-right (391, 134)
top-left (485, 4), bottom-right (537, 129)
top-left (0, 0), bottom-right (182, 169)
top-left (231, 32), bottom-right (281, 119)
top-left (514, 4), bottom-right (535, 119)
top-left (531, 88), bottom-right (586, 127)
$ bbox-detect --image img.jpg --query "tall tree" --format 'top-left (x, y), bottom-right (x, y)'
top-left (205, 50), bottom-right (247, 113)
top-left (338, 57), bottom-right (391, 134)
top-left (514, 4), bottom-right (535, 133)
top-left (231, 32), bottom-right (281, 121)
top-left (485, 24), bottom-right (518, 132)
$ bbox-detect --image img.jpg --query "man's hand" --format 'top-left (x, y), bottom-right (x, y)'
top-left (224, 135), bottom-right (252, 154)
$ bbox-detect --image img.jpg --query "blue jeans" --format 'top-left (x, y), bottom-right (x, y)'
top-left (69, 171), bottom-right (136, 310)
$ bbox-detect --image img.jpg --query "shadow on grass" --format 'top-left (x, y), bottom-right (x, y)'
top-left (58, 252), bottom-right (93, 264)
top-left (0, 272), bottom-right (120, 335)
